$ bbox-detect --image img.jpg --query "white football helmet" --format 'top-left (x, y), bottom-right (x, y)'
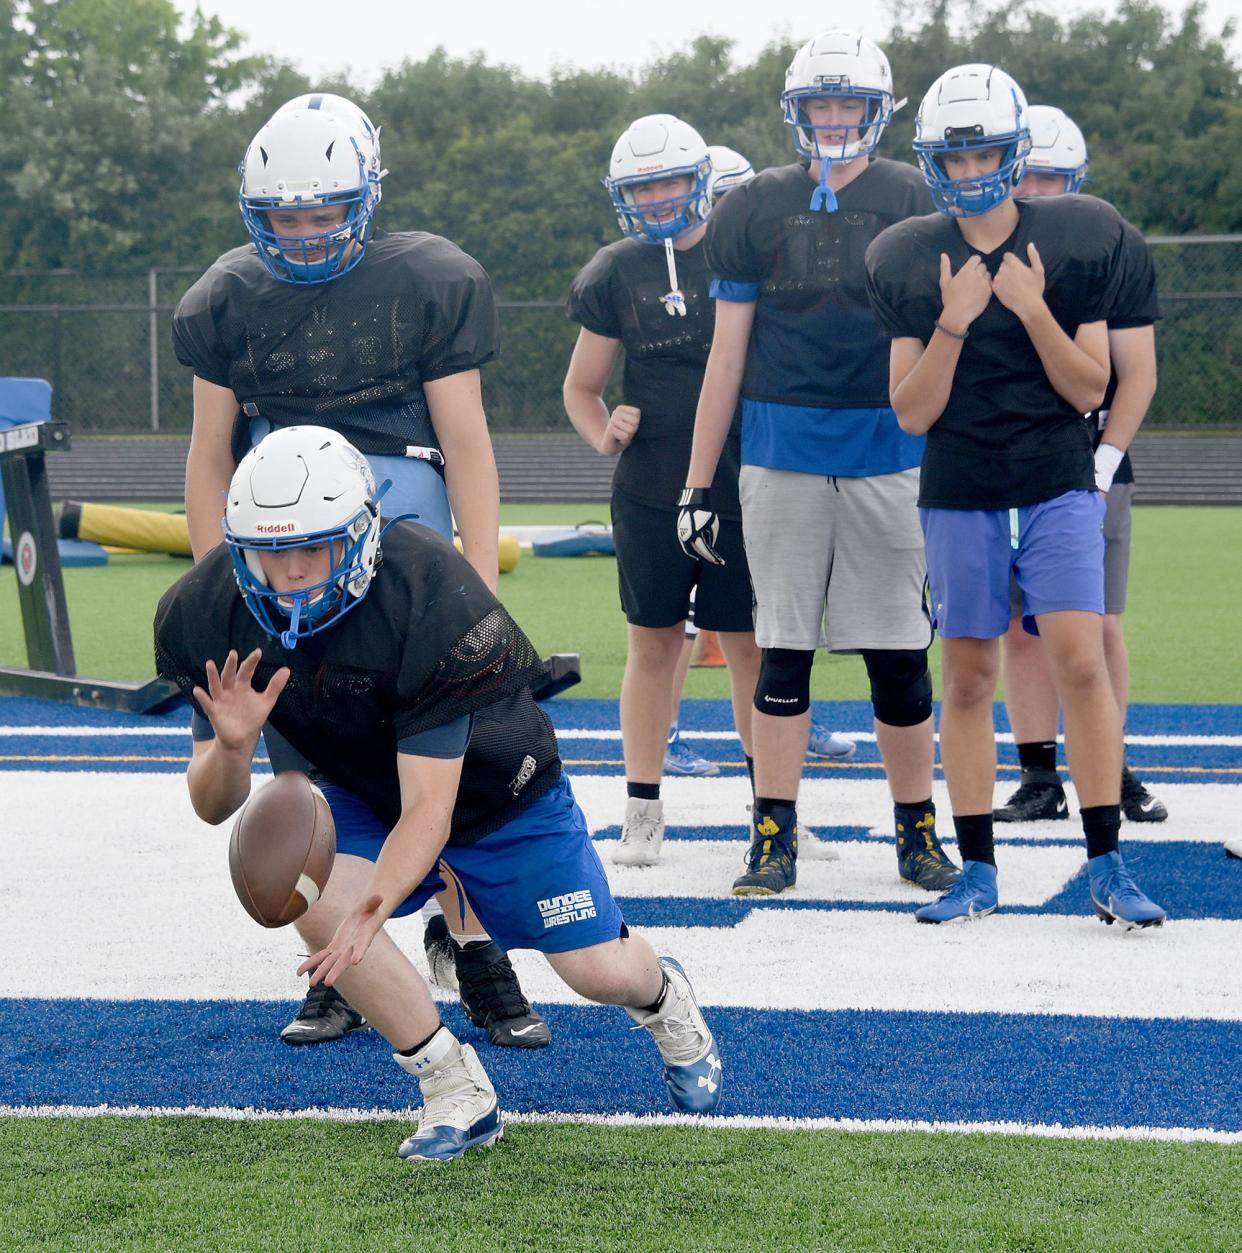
top-left (706, 145), bottom-right (754, 206)
top-left (1023, 104), bottom-right (1087, 192)
top-left (239, 106), bottom-right (382, 284)
top-left (605, 114), bottom-right (712, 243)
top-left (225, 426), bottom-right (384, 648)
top-left (782, 31), bottom-right (903, 163)
top-left (271, 92), bottom-right (385, 183)
top-left (913, 64), bottom-right (1031, 217)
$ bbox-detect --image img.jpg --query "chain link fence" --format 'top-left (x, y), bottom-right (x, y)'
top-left (1, 237), bottom-right (1239, 434)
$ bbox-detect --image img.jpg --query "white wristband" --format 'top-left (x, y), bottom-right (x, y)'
top-left (1094, 443), bottom-right (1124, 493)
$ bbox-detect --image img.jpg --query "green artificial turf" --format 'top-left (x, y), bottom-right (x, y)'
top-left (5, 1118), bottom-right (1239, 1252)
top-left (0, 506), bottom-right (1238, 702)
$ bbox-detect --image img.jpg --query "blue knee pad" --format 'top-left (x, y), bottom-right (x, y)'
top-left (753, 648), bottom-right (815, 717)
top-left (862, 649), bottom-right (932, 727)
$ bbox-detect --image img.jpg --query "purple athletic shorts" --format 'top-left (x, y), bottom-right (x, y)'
top-left (920, 489), bottom-right (1106, 639)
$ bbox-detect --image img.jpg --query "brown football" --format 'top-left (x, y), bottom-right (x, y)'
top-left (229, 772), bottom-right (336, 928)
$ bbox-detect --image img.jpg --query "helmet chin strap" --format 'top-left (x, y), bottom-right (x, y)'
top-left (810, 154), bottom-right (839, 213)
top-left (660, 238), bottom-right (686, 316)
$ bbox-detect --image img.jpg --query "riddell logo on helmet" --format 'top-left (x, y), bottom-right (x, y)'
top-left (636, 164), bottom-right (666, 173)
top-left (255, 521), bottom-right (298, 534)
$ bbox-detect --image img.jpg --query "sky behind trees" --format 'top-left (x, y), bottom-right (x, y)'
top-left (172, 0), bottom-right (1241, 84)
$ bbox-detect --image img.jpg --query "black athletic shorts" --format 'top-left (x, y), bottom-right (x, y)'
top-left (611, 488), bottom-right (754, 631)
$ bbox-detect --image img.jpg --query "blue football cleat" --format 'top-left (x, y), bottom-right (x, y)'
top-left (915, 860), bottom-right (999, 924)
top-left (628, 957), bottom-right (722, 1114)
top-left (394, 1031), bottom-right (504, 1162)
top-left (807, 720), bottom-right (856, 760)
top-left (664, 727), bottom-right (720, 777)
top-left (1087, 851), bottom-right (1166, 929)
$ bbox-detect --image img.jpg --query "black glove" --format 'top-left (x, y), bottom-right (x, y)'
top-left (676, 488), bottom-right (725, 565)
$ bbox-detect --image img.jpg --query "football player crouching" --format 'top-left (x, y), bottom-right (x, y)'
top-left (154, 426), bottom-right (724, 1162)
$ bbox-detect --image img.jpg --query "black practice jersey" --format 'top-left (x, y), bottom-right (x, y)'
top-left (154, 524), bottom-right (559, 845)
top-left (566, 236), bottom-right (741, 518)
top-left (1095, 213), bottom-right (1161, 486)
top-left (172, 231), bottom-right (498, 459)
top-left (865, 195), bottom-right (1127, 509)
top-left (705, 159), bottom-right (933, 409)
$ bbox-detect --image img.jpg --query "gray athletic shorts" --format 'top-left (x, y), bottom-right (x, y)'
top-left (739, 465), bottom-right (932, 652)
top-left (1007, 481), bottom-right (1133, 618)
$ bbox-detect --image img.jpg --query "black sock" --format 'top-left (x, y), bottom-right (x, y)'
top-left (954, 813), bottom-right (995, 866)
top-left (895, 798), bottom-right (934, 823)
top-left (1017, 741), bottom-right (1058, 774)
top-left (753, 798), bottom-right (797, 833)
top-left (640, 971), bottom-right (669, 1015)
top-left (627, 781), bottom-right (660, 801)
top-left (397, 1024), bottom-right (443, 1056)
top-left (1081, 804), bottom-right (1121, 859)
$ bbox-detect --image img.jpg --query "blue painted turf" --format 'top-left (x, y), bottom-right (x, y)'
top-left (608, 842), bottom-right (1242, 924)
top-left (3, 695), bottom-right (1238, 1135)
top-left (5, 998), bottom-right (1239, 1131)
top-left (1, 698), bottom-right (1238, 783)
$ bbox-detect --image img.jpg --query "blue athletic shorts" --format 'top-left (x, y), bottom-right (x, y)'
top-left (318, 774), bottom-right (626, 954)
top-left (920, 490), bottom-right (1106, 639)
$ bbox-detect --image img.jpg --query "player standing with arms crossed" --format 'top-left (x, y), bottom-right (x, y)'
top-left (995, 104), bottom-right (1168, 827)
top-left (173, 93), bottom-right (547, 1047)
top-left (680, 31), bottom-right (958, 897)
top-left (865, 65), bottom-right (1166, 927)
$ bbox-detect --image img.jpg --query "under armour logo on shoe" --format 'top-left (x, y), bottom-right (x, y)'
top-left (698, 1053), bottom-right (722, 1094)
top-left (756, 816), bottom-right (780, 837)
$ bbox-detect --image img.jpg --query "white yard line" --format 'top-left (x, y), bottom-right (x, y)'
top-left (2, 1104), bottom-right (1238, 1144)
top-left (4, 774), bottom-right (1238, 1019)
top-left (3, 726), bottom-right (1241, 748)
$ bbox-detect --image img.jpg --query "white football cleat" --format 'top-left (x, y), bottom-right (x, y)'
top-left (627, 956), bottom-right (722, 1114)
top-left (394, 1028), bottom-right (503, 1162)
top-left (613, 796), bottom-right (665, 866)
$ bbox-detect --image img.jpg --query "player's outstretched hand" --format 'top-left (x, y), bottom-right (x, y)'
top-left (938, 253), bottom-right (993, 333)
top-left (298, 892), bottom-right (386, 987)
top-left (992, 243), bottom-right (1046, 320)
top-left (193, 648), bottom-right (289, 753)
top-left (677, 487), bottom-right (725, 565)
top-left (598, 404), bottom-right (641, 455)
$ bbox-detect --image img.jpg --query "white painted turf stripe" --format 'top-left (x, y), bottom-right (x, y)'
top-left (5, 773), bottom-right (1239, 1020)
top-left (2, 1104), bottom-right (1238, 1144)
top-left (5, 726), bottom-right (1241, 748)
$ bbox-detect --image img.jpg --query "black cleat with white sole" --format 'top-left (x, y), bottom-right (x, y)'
top-left (1121, 766), bottom-right (1168, 823)
top-left (994, 769), bottom-right (1069, 823)
top-left (280, 982), bottom-right (369, 1046)
top-left (456, 939), bottom-right (551, 1049)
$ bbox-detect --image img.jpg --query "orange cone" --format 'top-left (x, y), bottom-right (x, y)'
top-left (691, 629), bottom-right (727, 668)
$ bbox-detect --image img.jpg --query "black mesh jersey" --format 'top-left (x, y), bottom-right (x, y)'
top-left (171, 231), bottom-right (499, 459)
top-left (566, 237), bottom-right (741, 518)
top-left (154, 523), bottom-right (560, 845)
top-left (865, 195), bottom-right (1128, 510)
top-left (704, 159), bottom-right (933, 410)
top-left (1094, 213), bottom-right (1162, 486)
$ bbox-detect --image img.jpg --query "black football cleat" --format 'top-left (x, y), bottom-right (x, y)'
top-left (994, 769), bottom-right (1070, 823)
top-left (280, 981), bottom-right (369, 1046)
top-left (1121, 766), bottom-right (1168, 823)
top-left (455, 940), bottom-right (551, 1049)
top-left (423, 912), bottom-right (460, 992)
